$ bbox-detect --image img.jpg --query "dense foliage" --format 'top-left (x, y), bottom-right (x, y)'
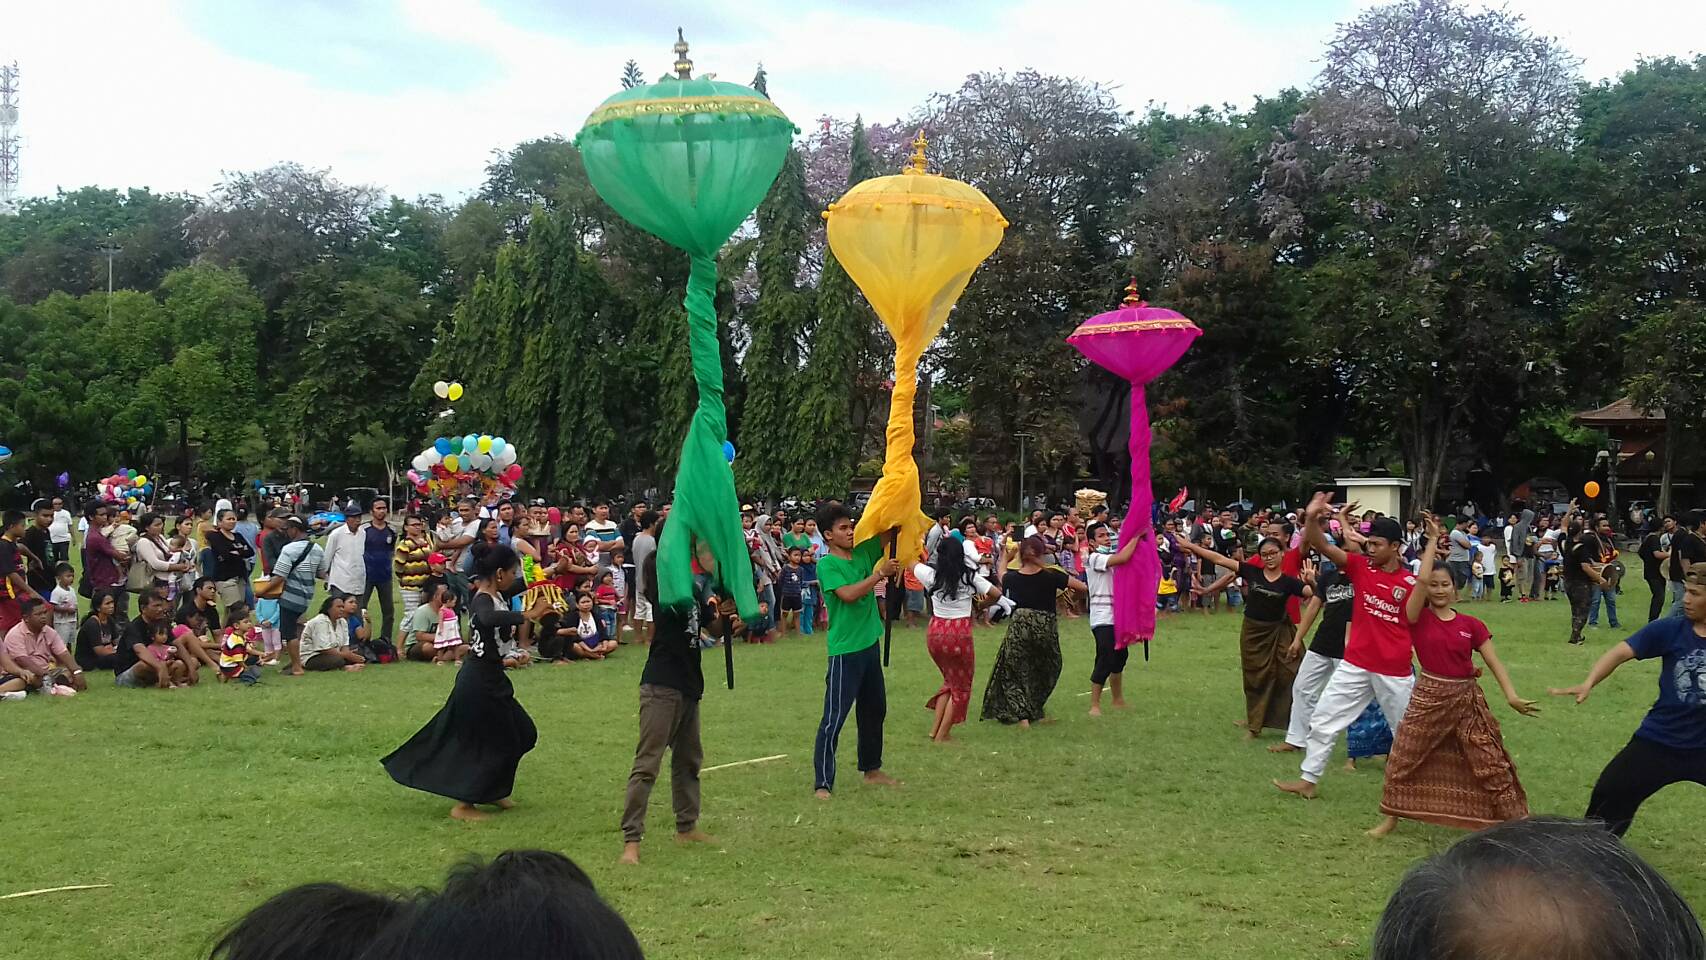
top-left (0, 0), bottom-right (1700, 509)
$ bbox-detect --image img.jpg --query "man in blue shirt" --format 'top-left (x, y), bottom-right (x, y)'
top-left (1553, 565), bottom-right (1706, 836)
top-left (361, 498), bottom-right (398, 648)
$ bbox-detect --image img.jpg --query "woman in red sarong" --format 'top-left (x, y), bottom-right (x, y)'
top-left (1370, 512), bottom-right (1539, 838)
top-left (913, 535), bottom-right (1000, 742)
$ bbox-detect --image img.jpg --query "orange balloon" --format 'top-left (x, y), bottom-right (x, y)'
top-left (1584, 481), bottom-right (1601, 498)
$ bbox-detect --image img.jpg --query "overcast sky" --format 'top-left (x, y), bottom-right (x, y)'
top-left (7, 0), bottom-right (1703, 202)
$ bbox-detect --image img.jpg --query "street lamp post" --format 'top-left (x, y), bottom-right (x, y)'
top-left (1014, 432), bottom-right (1034, 514)
top-left (1607, 437), bottom-right (1622, 537)
top-left (97, 241), bottom-right (121, 322)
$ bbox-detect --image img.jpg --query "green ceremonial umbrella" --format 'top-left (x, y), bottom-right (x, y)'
top-left (576, 31), bottom-right (791, 656)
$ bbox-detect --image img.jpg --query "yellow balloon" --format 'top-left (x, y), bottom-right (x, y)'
top-left (824, 131), bottom-right (1006, 559)
top-left (447, 382), bottom-right (464, 401)
top-left (477, 435), bottom-right (492, 453)
top-left (443, 454), bottom-right (460, 473)
top-left (1584, 480), bottom-right (1601, 498)
top-left (134, 475), bottom-right (147, 487)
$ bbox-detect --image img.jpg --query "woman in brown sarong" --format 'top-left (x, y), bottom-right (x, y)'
top-left (1181, 536), bottom-right (1309, 741)
top-left (1370, 518), bottom-right (1537, 838)
top-left (981, 537), bottom-right (1085, 729)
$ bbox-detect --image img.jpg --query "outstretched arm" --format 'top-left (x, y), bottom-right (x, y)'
top-left (1476, 639), bottom-right (1537, 715)
top-left (1104, 531), bottom-right (1143, 568)
top-left (1302, 493), bottom-right (1348, 567)
top-left (1406, 513), bottom-right (1442, 624)
top-left (1549, 641), bottom-right (1637, 704)
top-left (1178, 538), bottom-right (1240, 574)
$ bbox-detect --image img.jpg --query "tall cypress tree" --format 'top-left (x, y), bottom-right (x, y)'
top-left (794, 118), bottom-right (880, 499)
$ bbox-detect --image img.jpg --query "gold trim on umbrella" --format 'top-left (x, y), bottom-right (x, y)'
top-left (584, 95), bottom-right (790, 127)
top-left (1069, 318), bottom-right (1201, 336)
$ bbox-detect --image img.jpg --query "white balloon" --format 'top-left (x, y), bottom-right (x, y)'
top-left (468, 451), bottom-right (492, 471)
top-left (423, 448), bottom-right (444, 466)
top-left (433, 380), bottom-right (450, 399)
top-left (494, 446), bottom-right (518, 468)
top-left (412, 454), bottom-right (430, 472)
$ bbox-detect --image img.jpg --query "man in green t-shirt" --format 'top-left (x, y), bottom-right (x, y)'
top-left (812, 501), bottom-right (903, 799)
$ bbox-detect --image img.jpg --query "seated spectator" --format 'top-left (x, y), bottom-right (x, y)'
top-left (217, 604), bottom-right (263, 685)
top-left (299, 594), bottom-right (367, 672)
top-left (1371, 816), bottom-right (1704, 959)
top-left (113, 588), bottom-right (194, 688)
top-left (75, 588), bottom-right (126, 673)
top-left (402, 582), bottom-right (448, 663)
top-left (0, 597), bottom-right (86, 698)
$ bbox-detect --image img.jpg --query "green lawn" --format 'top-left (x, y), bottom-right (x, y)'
top-left (5, 583), bottom-right (1699, 960)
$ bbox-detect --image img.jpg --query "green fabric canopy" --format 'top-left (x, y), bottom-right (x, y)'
top-left (577, 74), bottom-right (793, 621)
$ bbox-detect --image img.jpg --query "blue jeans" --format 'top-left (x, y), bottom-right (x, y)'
top-left (1670, 581), bottom-right (1688, 618)
top-left (800, 589), bottom-right (817, 635)
top-left (1588, 585), bottom-right (1620, 627)
top-left (595, 608), bottom-right (618, 641)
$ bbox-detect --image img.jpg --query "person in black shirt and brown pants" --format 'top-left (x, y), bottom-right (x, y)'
top-left (1638, 517), bottom-right (1674, 623)
top-left (619, 548), bottom-right (740, 865)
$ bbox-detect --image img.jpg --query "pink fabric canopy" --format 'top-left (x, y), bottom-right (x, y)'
top-left (1066, 284), bottom-right (1200, 650)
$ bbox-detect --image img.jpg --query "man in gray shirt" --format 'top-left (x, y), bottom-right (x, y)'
top-left (630, 510), bottom-right (661, 643)
top-left (1446, 521), bottom-right (1477, 591)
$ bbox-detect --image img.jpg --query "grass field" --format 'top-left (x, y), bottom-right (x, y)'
top-left (4, 581), bottom-right (1700, 960)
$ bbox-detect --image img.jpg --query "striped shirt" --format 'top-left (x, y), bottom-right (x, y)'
top-left (273, 539), bottom-right (324, 613)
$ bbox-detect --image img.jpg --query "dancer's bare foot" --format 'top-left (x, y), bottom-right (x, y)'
top-left (814, 788), bottom-right (832, 800)
top-left (1018, 719), bottom-right (1031, 730)
top-left (675, 829), bottom-right (717, 845)
top-left (1273, 779), bottom-right (1317, 799)
top-left (1344, 758), bottom-right (1359, 772)
top-left (1267, 742), bottom-right (1300, 753)
top-left (863, 770), bottom-right (901, 788)
top-left (1366, 816), bottom-right (1398, 839)
top-left (494, 797), bottom-right (515, 810)
top-left (1242, 729), bottom-right (1259, 741)
top-left (619, 842), bottom-right (641, 865)
top-left (450, 802), bottom-right (489, 821)
top-left (1112, 698), bottom-right (1129, 710)
top-left (1088, 705), bottom-right (1103, 717)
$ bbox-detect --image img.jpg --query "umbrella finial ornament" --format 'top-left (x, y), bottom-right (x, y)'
top-left (903, 129), bottom-right (930, 175)
top-left (1122, 278), bottom-right (1143, 307)
top-left (673, 27), bottom-right (693, 79)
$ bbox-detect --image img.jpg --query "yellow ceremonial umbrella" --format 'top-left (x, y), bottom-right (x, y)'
top-left (825, 132), bottom-right (1005, 654)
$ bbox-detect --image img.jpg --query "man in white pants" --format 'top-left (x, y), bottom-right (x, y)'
top-left (1276, 495), bottom-right (1417, 799)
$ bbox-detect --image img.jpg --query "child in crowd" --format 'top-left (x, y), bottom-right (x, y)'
top-left (608, 543), bottom-right (630, 638)
top-left (1477, 537), bottom-right (1498, 602)
top-left (1500, 554), bottom-right (1519, 603)
top-left (253, 592), bottom-right (281, 665)
top-left (147, 620), bottom-right (189, 687)
top-left (594, 571), bottom-right (621, 641)
top-left (778, 548), bottom-right (804, 635)
top-left (573, 591), bottom-right (617, 660)
top-left (49, 563), bottom-right (78, 641)
top-left (435, 592), bottom-right (467, 664)
top-left (218, 604), bottom-right (263, 684)
top-left (799, 549), bottom-right (820, 636)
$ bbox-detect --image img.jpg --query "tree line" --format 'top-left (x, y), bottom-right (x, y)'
top-left (0, 0), bottom-right (1701, 511)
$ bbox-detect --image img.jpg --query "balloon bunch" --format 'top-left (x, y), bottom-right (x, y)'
top-left (409, 434), bottom-right (521, 503)
top-left (0, 444), bottom-right (11, 465)
top-left (431, 380), bottom-right (465, 402)
top-left (99, 468), bottom-right (152, 510)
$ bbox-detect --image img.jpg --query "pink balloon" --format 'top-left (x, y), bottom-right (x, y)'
top-left (546, 507), bottom-right (561, 524)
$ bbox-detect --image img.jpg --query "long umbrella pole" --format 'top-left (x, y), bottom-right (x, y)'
top-left (882, 527), bottom-right (900, 667)
top-left (723, 600), bottom-right (736, 690)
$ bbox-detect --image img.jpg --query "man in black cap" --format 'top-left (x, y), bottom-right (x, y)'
top-left (1276, 495), bottom-right (1419, 800)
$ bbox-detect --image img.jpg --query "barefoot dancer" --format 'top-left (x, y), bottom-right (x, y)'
top-left (981, 536), bottom-right (1086, 729)
top-left (1549, 565), bottom-right (1706, 837)
top-left (1276, 510), bottom-right (1361, 755)
top-left (620, 550), bottom-right (734, 864)
top-left (1369, 513), bottom-right (1536, 837)
top-left (1179, 534), bottom-right (1309, 740)
top-left (1276, 494), bottom-right (1417, 799)
top-left (383, 544), bottom-right (550, 821)
top-left (1085, 521), bottom-right (1141, 716)
top-left (914, 535), bottom-right (1000, 742)
top-left (811, 502), bottom-right (902, 799)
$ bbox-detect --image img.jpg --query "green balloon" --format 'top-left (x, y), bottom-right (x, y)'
top-left (448, 436), bottom-right (463, 455)
top-left (575, 61), bottom-right (791, 625)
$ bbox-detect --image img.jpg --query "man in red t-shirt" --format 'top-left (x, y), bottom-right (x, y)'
top-left (1276, 493), bottom-right (1418, 799)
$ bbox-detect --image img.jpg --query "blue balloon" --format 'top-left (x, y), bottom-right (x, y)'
top-left (464, 434), bottom-right (480, 455)
top-left (722, 440), bottom-right (736, 463)
top-left (0, 445), bottom-right (11, 459)
top-left (434, 437), bottom-right (452, 456)
top-left (490, 437), bottom-right (506, 457)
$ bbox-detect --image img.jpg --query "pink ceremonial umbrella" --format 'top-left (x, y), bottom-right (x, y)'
top-left (1067, 281), bottom-right (1201, 652)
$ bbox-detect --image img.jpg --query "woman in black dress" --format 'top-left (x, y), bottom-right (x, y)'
top-left (383, 544), bottom-right (550, 821)
top-left (1179, 535), bottom-right (1309, 740)
top-left (981, 536), bottom-right (1087, 728)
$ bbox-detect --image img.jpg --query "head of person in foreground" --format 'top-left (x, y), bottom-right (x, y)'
top-left (1371, 816), bottom-right (1703, 960)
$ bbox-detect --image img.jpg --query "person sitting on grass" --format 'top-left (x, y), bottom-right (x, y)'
top-left (571, 591), bottom-right (617, 661)
top-left (0, 596), bottom-right (87, 698)
top-left (144, 618), bottom-right (192, 688)
top-left (298, 593), bottom-right (367, 672)
top-left (75, 588), bottom-right (126, 673)
top-left (1370, 816), bottom-right (1703, 959)
top-left (113, 589), bottom-right (191, 689)
top-left (402, 582), bottom-right (447, 663)
top-left (218, 603), bottom-right (263, 685)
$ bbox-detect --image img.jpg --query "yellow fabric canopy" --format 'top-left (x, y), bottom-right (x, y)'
top-left (824, 135), bottom-right (1006, 563)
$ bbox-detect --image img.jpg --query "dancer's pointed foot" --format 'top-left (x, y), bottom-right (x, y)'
top-left (619, 842), bottom-right (641, 865)
top-left (494, 797), bottom-right (515, 810)
top-left (1267, 742), bottom-right (1300, 754)
top-left (1366, 816), bottom-right (1398, 839)
top-left (863, 770), bottom-right (901, 788)
top-left (675, 829), bottom-right (717, 846)
top-left (450, 803), bottom-right (489, 821)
